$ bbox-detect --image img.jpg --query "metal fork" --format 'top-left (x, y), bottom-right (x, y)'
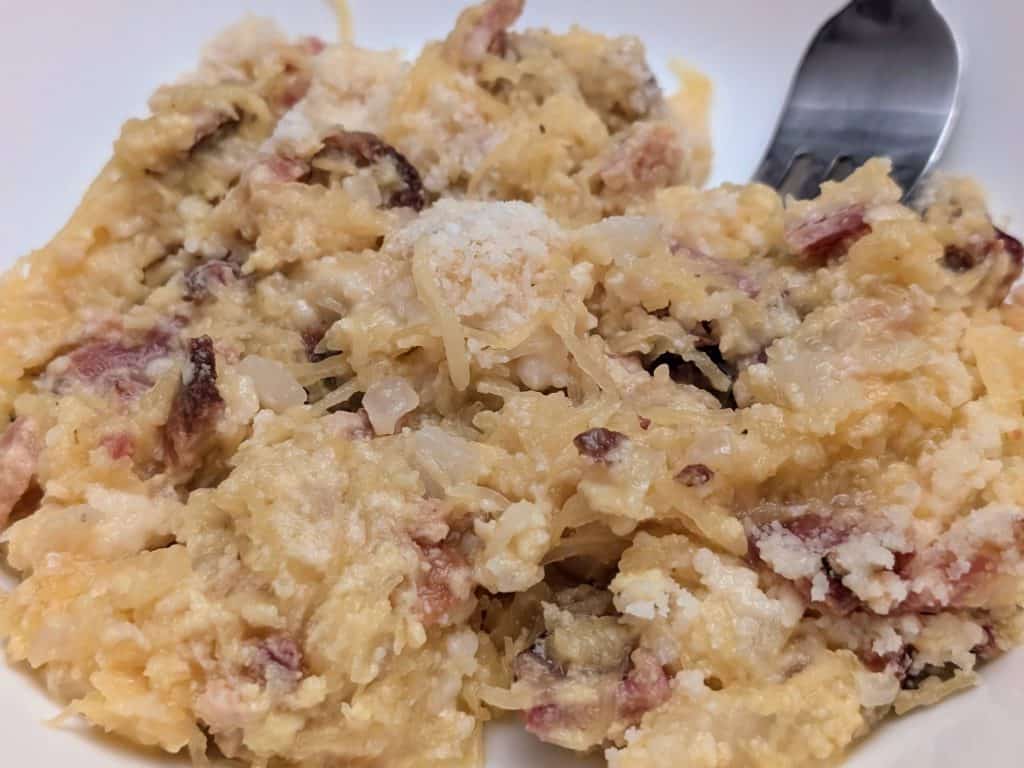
top-left (753, 0), bottom-right (960, 201)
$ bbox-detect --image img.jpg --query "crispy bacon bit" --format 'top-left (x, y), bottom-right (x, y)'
top-left (573, 428), bottom-right (628, 463)
top-left (941, 244), bottom-right (982, 273)
top-left (786, 205), bottom-right (870, 263)
top-left (0, 418), bottom-right (41, 529)
top-left (676, 463), bottom-right (713, 487)
top-left (100, 432), bottom-right (135, 461)
top-left (445, 0), bottom-right (524, 65)
top-left (162, 336), bottom-right (225, 468)
top-left (598, 123), bottom-right (683, 195)
top-left (183, 260), bottom-right (241, 302)
top-left (55, 325), bottom-right (178, 398)
top-left (416, 539), bottom-right (474, 627)
top-left (616, 650), bottom-right (671, 719)
top-left (309, 130), bottom-right (425, 210)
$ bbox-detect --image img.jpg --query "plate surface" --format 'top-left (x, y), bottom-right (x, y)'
top-left (0, 1), bottom-right (1021, 766)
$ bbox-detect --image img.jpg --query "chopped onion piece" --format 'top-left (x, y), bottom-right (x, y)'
top-left (363, 377), bottom-right (420, 435)
top-left (238, 356), bottom-right (307, 412)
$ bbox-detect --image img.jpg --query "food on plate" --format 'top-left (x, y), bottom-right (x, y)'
top-left (1, 1), bottom-right (1021, 766)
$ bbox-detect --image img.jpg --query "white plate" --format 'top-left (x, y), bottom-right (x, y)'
top-left (0, 1), bottom-right (1021, 766)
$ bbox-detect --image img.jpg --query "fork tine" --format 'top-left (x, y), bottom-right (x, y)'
top-left (778, 153), bottom-right (831, 201)
top-left (824, 155), bottom-right (859, 185)
top-left (751, 1), bottom-right (959, 204)
top-left (752, 143), bottom-right (797, 190)
top-left (890, 149), bottom-right (935, 200)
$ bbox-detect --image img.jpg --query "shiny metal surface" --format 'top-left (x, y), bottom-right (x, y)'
top-left (753, 0), bottom-right (960, 200)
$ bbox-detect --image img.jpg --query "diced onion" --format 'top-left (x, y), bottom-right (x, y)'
top-left (363, 376), bottom-right (420, 435)
top-left (238, 356), bottom-right (307, 412)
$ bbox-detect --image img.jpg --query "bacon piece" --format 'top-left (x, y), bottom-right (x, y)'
top-left (675, 463), bottom-right (713, 487)
top-left (183, 260), bottom-right (241, 302)
top-left (615, 650), bottom-right (671, 719)
top-left (573, 428), bottom-right (627, 464)
top-left (162, 336), bottom-right (225, 468)
top-left (862, 643), bottom-right (914, 675)
top-left (309, 130), bottom-right (425, 210)
top-left (940, 229), bottom-right (1023, 306)
top-left (0, 418), bottom-right (41, 529)
top-left (753, 504), bottom-right (1024, 619)
top-left (445, 0), bottom-right (524, 65)
top-left (54, 325), bottom-right (178, 398)
top-left (785, 204), bottom-right (870, 263)
top-left (902, 551), bottom-right (1003, 613)
top-left (598, 123), bottom-right (683, 196)
top-left (255, 130), bottom-right (426, 209)
top-left (941, 244), bottom-right (983, 273)
top-left (415, 538), bottom-right (474, 627)
top-left (895, 507), bottom-right (1024, 613)
top-left (748, 512), bottom-right (872, 615)
top-left (263, 635), bottom-right (302, 672)
top-left (100, 432), bottom-right (136, 461)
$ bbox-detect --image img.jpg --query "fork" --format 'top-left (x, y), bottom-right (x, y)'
top-left (753, 0), bottom-right (960, 201)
